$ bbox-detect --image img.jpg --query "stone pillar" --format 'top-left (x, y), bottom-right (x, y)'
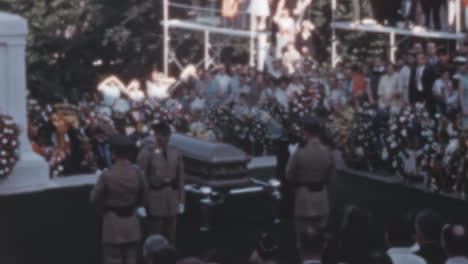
top-left (0, 12), bottom-right (49, 194)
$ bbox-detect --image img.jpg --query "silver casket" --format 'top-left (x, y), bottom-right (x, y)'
top-left (170, 133), bottom-right (251, 189)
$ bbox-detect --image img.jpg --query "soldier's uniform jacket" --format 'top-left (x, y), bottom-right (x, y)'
top-left (286, 140), bottom-right (336, 218)
top-left (90, 160), bottom-right (148, 244)
top-left (137, 142), bottom-right (185, 217)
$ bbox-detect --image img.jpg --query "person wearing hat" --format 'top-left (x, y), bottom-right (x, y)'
top-left (90, 135), bottom-right (149, 264)
top-left (248, 233), bottom-right (280, 264)
top-left (286, 117), bottom-right (336, 245)
top-left (137, 122), bottom-right (184, 245)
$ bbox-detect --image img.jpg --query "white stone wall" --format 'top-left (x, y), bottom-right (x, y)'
top-left (0, 12), bottom-right (49, 194)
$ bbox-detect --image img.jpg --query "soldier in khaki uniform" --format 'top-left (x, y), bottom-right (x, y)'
top-left (286, 117), bottom-right (336, 243)
top-left (90, 135), bottom-right (149, 264)
top-left (137, 122), bottom-right (184, 245)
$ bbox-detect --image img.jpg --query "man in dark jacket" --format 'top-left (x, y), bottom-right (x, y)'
top-left (414, 210), bottom-right (447, 264)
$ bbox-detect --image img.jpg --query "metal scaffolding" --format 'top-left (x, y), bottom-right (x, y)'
top-left (161, 0), bottom-right (268, 77)
top-left (330, 0), bottom-right (465, 67)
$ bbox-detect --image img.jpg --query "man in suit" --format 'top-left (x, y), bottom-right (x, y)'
top-left (409, 54), bottom-right (437, 114)
top-left (420, 0), bottom-right (443, 30)
top-left (90, 135), bottom-right (149, 264)
top-left (286, 117), bottom-right (336, 243)
top-left (137, 122), bottom-right (185, 245)
top-left (414, 210), bottom-right (447, 264)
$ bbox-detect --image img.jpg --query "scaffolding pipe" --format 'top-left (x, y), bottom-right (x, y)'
top-left (163, 0), bottom-right (169, 77)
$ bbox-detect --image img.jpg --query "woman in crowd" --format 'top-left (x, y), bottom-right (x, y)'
top-left (248, 0), bottom-right (271, 31)
top-left (377, 63), bottom-right (401, 114)
top-left (273, 8), bottom-right (296, 58)
top-left (458, 60), bottom-right (468, 130)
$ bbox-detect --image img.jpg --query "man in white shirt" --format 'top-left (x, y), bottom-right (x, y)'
top-left (387, 218), bottom-right (427, 264)
top-left (442, 224), bottom-right (468, 264)
top-left (398, 52), bottom-right (416, 104)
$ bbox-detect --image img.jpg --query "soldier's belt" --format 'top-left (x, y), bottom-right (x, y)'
top-left (103, 205), bottom-right (136, 218)
top-left (149, 179), bottom-right (179, 191)
top-left (293, 182), bottom-right (325, 192)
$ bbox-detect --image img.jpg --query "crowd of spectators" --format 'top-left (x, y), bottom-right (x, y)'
top-left (138, 207), bottom-right (468, 264)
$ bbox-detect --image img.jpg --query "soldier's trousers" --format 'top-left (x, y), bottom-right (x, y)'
top-left (148, 216), bottom-right (177, 246)
top-left (103, 242), bottom-right (138, 264)
top-left (295, 215), bottom-right (328, 246)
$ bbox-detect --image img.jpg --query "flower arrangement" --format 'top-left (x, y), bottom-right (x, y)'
top-left (0, 114), bottom-right (20, 178)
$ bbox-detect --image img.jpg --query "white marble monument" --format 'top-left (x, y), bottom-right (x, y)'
top-left (0, 12), bottom-right (49, 195)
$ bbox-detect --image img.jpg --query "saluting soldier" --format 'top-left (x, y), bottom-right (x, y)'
top-left (137, 122), bottom-right (185, 245)
top-left (286, 117), bottom-right (336, 243)
top-left (90, 135), bottom-right (149, 264)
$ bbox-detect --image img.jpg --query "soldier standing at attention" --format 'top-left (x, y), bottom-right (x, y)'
top-left (90, 135), bottom-right (149, 264)
top-left (286, 117), bottom-right (336, 243)
top-left (137, 122), bottom-right (185, 245)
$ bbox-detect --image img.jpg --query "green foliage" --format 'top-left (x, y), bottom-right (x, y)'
top-left (3, 0), bottom-right (162, 103)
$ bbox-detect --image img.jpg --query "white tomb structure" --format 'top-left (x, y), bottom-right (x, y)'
top-left (0, 12), bottom-right (49, 195)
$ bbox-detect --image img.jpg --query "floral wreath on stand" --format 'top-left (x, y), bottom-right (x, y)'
top-left (0, 114), bottom-right (20, 178)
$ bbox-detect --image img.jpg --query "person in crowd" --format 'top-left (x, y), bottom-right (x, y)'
top-left (275, 78), bottom-right (290, 108)
top-left (414, 210), bottom-right (447, 264)
top-left (351, 65), bottom-right (374, 107)
top-left (288, 73), bottom-right (305, 99)
top-left (286, 117), bottom-right (336, 240)
top-left (98, 75), bottom-right (124, 107)
top-left (322, 206), bottom-right (375, 264)
top-left (342, 67), bottom-right (354, 98)
top-left (399, 52), bottom-right (417, 104)
top-left (137, 122), bottom-right (185, 245)
top-left (370, 56), bottom-right (386, 103)
top-left (90, 135), bottom-right (149, 264)
top-left (248, 233), bottom-right (280, 264)
top-left (282, 42), bottom-right (302, 75)
top-left (227, 65), bottom-right (242, 104)
top-left (273, 8), bottom-right (296, 58)
top-left (328, 74), bottom-right (348, 112)
top-left (189, 88), bottom-right (206, 113)
top-left (299, 227), bottom-right (324, 264)
top-left (267, 58), bottom-right (285, 83)
top-left (420, 0), bottom-right (443, 30)
top-left (414, 42), bottom-right (425, 55)
top-left (458, 59), bottom-right (468, 131)
top-left (248, 72), bottom-right (266, 107)
top-left (378, 63), bottom-right (402, 113)
top-left (433, 70), bottom-right (453, 112)
top-left (357, 251), bottom-right (394, 264)
top-left (427, 42), bottom-right (440, 66)
top-left (386, 217), bottom-right (427, 264)
top-left (196, 71), bottom-right (218, 107)
top-left (143, 234), bottom-right (177, 264)
top-left (248, 0), bottom-right (271, 31)
top-left (258, 77), bottom-right (277, 105)
top-left (410, 54), bottom-right (437, 114)
top-left (441, 224), bottom-right (468, 264)
top-left (214, 64), bottom-right (232, 105)
top-left (444, 77), bottom-right (459, 121)
top-left (296, 20), bottom-right (317, 60)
